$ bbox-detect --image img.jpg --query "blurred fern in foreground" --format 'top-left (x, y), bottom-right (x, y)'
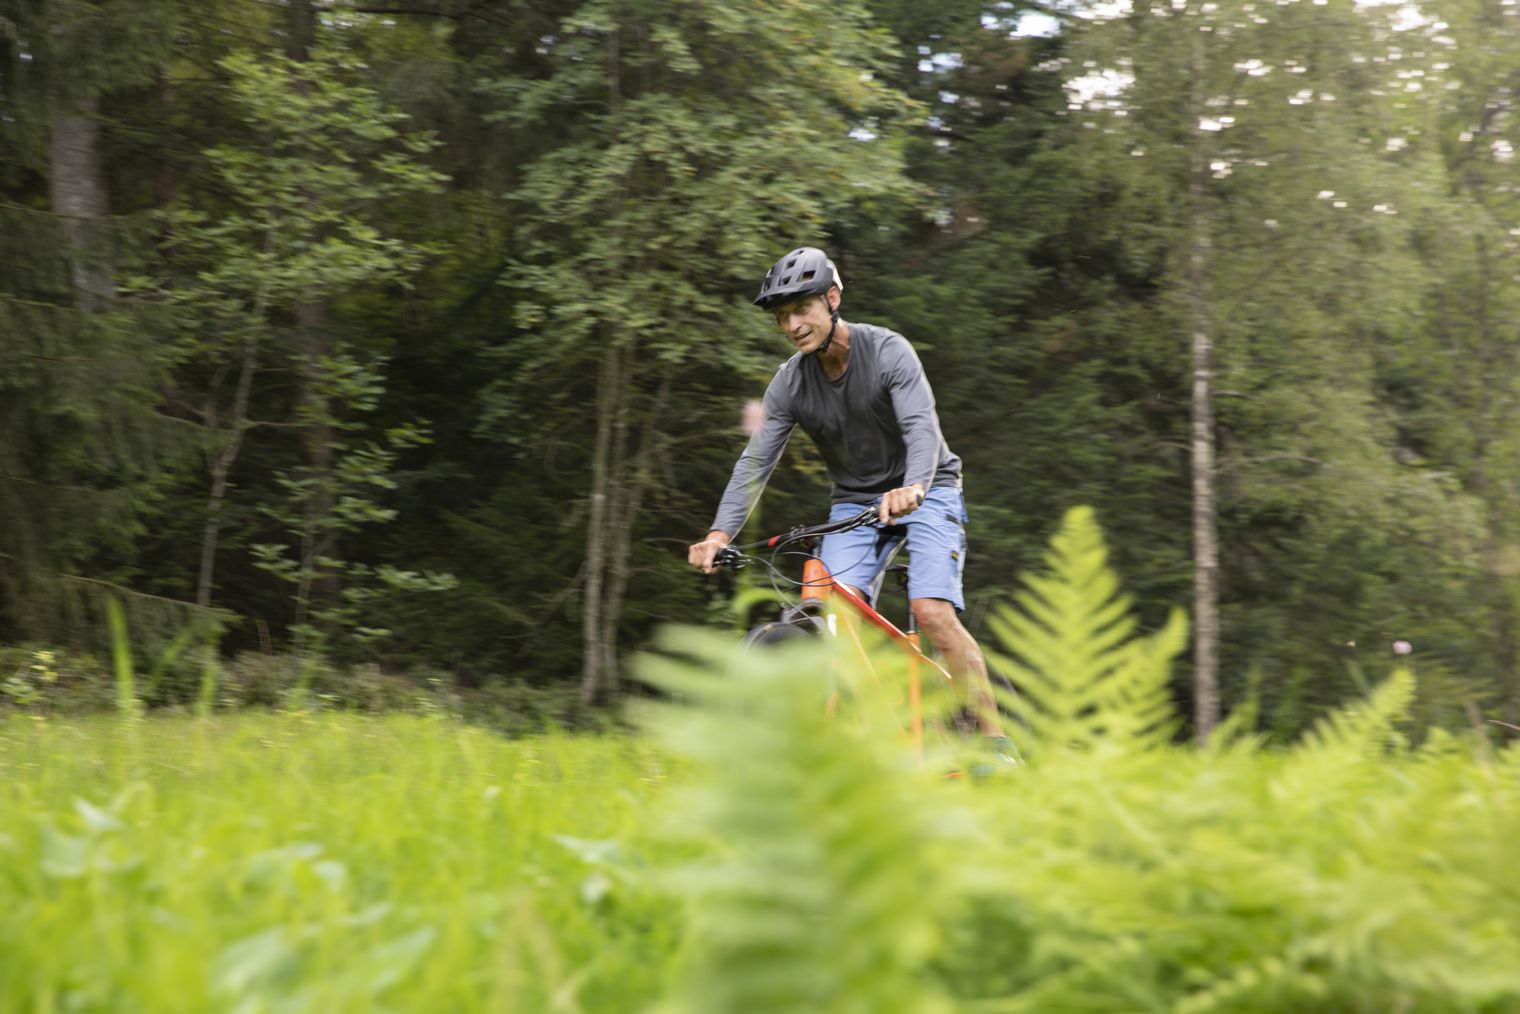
top-left (649, 506), bottom-right (1520, 1012)
top-left (639, 629), bottom-right (961, 1013)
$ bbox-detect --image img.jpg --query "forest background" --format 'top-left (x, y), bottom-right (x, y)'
top-left (4, 0), bottom-right (1519, 742)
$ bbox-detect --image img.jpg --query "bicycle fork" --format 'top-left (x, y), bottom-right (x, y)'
top-left (804, 557), bottom-right (927, 763)
top-left (802, 559), bottom-right (843, 719)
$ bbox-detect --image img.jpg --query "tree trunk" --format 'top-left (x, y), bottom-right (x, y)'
top-left (580, 338), bottom-right (629, 704)
top-left (293, 301), bottom-right (335, 634)
top-left (196, 335), bottom-right (260, 609)
top-left (1467, 233), bottom-right (1520, 731)
top-left (48, 97), bottom-right (113, 310)
top-left (1494, 573), bottom-right (1518, 732)
top-left (598, 371), bottom-right (671, 701)
top-left (286, 0), bottom-right (335, 637)
top-left (286, 0), bottom-right (317, 62)
top-left (597, 344), bottom-right (634, 696)
top-left (1188, 22), bottom-right (1221, 743)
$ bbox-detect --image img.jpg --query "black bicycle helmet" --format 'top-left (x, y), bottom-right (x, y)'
top-left (753, 247), bottom-right (844, 310)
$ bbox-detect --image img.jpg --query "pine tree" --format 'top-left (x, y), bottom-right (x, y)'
top-left (1055, 0), bottom-right (1477, 735)
top-left (0, 1), bottom-right (195, 642)
top-left (1404, 0), bottom-right (1520, 727)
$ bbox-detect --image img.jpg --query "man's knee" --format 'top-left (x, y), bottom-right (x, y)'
top-left (911, 597), bottom-right (961, 636)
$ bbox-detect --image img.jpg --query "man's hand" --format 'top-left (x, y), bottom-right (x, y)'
top-left (879, 484), bottom-right (926, 525)
top-left (688, 530), bottom-right (732, 573)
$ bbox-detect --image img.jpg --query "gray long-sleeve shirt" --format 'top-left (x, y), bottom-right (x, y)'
top-left (710, 323), bottom-right (963, 537)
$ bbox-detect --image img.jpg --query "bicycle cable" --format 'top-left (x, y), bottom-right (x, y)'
top-left (745, 510), bottom-right (899, 605)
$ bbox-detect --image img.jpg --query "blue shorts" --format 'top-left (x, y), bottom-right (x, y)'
top-left (819, 486), bottom-right (968, 611)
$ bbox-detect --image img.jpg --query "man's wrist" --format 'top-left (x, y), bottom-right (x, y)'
top-left (707, 530), bottom-right (732, 545)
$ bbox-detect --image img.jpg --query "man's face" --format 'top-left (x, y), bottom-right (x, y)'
top-left (772, 292), bottom-right (834, 354)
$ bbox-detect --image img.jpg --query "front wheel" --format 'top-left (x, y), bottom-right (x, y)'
top-left (740, 620), bottom-right (818, 650)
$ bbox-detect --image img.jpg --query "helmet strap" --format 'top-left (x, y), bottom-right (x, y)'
top-left (813, 298), bottom-right (840, 357)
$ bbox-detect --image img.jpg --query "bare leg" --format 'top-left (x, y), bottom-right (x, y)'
top-left (911, 597), bottom-right (1003, 737)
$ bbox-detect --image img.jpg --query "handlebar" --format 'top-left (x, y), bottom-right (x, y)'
top-left (711, 505), bottom-right (881, 571)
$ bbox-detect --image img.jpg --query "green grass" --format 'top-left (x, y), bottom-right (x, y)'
top-left (6, 676), bottom-right (1520, 1012)
top-left (0, 713), bottom-right (687, 1012)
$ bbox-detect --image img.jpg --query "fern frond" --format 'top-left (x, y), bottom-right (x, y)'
top-left (1299, 667), bottom-right (1415, 758)
top-left (637, 627), bottom-right (955, 1014)
top-left (1265, 668), bottom-right (1417, 830)
top-left (1204, 668), bottom-right (1265, 756)
top-left (986, 506), bottom-right (1185, 756)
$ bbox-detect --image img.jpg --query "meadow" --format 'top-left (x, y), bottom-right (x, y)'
top-left (0, 715), bottom-right (684, 1011)
top-left (4, 509), bottom-right (1520, 1011)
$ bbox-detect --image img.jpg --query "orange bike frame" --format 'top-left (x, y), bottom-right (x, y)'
top-left (800, 556), bottom-right (953, 760)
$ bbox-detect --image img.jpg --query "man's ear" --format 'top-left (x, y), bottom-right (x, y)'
top-left (826, 286), bottom-right (841, 313)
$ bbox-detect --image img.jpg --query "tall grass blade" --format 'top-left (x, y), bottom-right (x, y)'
top-left (105, 595), bottom-right (141, 720)
top-left (197, 626), bottom-right (222, 717)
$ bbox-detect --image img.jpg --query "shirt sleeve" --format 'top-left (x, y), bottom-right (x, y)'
top-left (882, 335), bottom-right (943, 493)
top-left (709, 370), bottom-right (797, 538)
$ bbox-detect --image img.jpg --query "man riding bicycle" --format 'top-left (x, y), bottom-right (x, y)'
top-left (688, 246), bottom-right (1012, 752)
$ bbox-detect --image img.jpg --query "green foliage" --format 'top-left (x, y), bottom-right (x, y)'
top-left (4, 505), bottom-right (1520, 1009)
top-left (0, 214), bottom-right (193, 644)
top-left (7, 0), bottom-right (1520, 736)
top-left (485, 0), bottom-right (920, 408)
top-left (0, 3), bottom-right (196, 646)
top-left (249, 354), bottom-right (456, 646)
top-left (141, 37), bottom-right (453, 647)
top-left (164, 46), bottom-right (446, 313)
top-left (1, 648), bottom-right (57, 710)
top-left (988, 505), bottom-right (1187, 753)
top-left (1298, 664), bottom-right (1415, 757)
top-left (646, 509), bottom-right (1520, 1011)
top-left (0, 715), bottom-right (680, 1010)
top-left (1032, 0), bottom-right (1493, 718)
top-left (0, 0), bottom-right (179, 168)
top-left (640, 627), bottom-right (958, 1013)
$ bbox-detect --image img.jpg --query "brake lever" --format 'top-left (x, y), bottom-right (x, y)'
top-left (713, 546), bottom-right (746, 571)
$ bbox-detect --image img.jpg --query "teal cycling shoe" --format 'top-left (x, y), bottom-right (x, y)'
top-left (987, 735), bottom-right (1023, 764)
top-left (944, 735), bottom-right (1024, 780)
top-left (968, 735), bottom-right (1023, 779)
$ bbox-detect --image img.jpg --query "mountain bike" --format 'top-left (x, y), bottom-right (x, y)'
top-left (711, 505), bottom-right (956, 762)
